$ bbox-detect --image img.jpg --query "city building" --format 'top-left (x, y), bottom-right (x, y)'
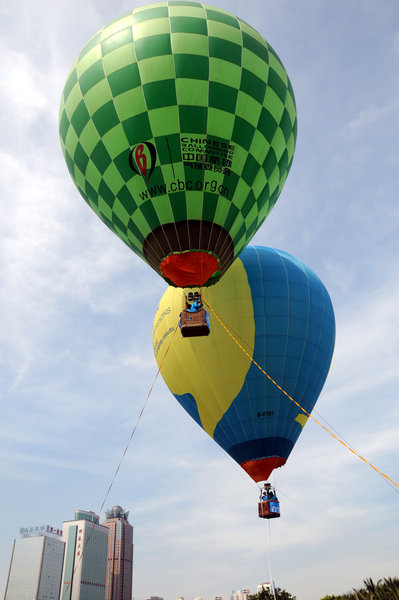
top-left (4, 528), bottom-right (65, 600)
top-left (257, 582), bottom-right (274, 593)
top-left (231, 589), bottom-right (251, 600)
top-left (103, 506), bottom-right (133, 600)
top-left (60, 509), bottom-right (108, 600)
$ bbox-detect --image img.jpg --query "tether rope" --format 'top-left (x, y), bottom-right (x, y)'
top-left (98, 324), bottom-right (178, 515)
top-left (61, 325), bottom-right (179, 600)
top-left (266, 520), bottom-right (277, 600)
top-left (202, 295), bottom-right (399, 491)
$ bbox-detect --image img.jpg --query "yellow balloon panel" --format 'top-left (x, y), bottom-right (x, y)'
top-left (152, 258), bottom-right (255, 436)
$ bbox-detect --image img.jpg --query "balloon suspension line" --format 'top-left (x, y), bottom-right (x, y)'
top-left (265, 520), bottom-right (277, 600)
top-left (202, 296), bottom-right (399, 491)
top-left (98, 324), bottom-right (179, 516)
top-left (61, 325), bottom-right (179, 600)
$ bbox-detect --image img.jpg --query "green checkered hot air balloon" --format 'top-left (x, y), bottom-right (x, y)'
top-left (59, 2), bottom-right (297, 287)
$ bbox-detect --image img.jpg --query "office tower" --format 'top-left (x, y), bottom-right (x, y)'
top-left (4, 530), bottom-right (65, 600)
top-left (257, 583), bottom-right (273, 594)
top-left (231, 590), bottom-right (251, 600)
top-left (60, 509), bottom-right (108, 600)
top-left (103, 506), bottom-right (133, 600)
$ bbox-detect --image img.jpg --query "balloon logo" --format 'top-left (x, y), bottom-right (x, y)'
top-left (59, 2), bottom-right (297, 288)
top-left (129, 142), bottom-right (157, 180)
top-left (153, 247), bottom-right (335, 482)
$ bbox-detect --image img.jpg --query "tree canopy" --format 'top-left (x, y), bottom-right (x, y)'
top-left (320, 577), bottom-right (399, 600)
top-left (249, 586), bottom-right (296, 600)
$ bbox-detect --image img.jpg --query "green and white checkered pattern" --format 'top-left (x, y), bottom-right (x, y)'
top-left (59, 1), bottom-right (297, 272)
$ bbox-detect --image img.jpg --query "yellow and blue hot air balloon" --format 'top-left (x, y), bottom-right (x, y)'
top-left (153, 246), bottom-right (335, 482)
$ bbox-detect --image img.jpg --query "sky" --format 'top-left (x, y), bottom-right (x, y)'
top-left (1, 1), bottom-right (399, 599)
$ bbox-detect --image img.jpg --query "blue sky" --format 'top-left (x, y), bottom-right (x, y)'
top-left (1, 1), bottom-right (399, 599)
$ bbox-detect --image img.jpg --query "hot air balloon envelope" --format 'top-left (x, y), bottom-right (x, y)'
top-left (153, 246), bottom-right (335, 481)
top-left (59, 3), bottom-right (297, 287)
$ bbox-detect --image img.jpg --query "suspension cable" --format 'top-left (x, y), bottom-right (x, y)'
top-left (265, 520), bottom-right (277, 600)
top-left (98, 324), bottom-right (179, 515)
top-left (61, 326), bottom-right (179, 600)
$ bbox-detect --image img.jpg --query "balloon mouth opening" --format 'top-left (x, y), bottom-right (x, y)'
top-left (160, 251), bottom-right (221, 287)
top-left (142, 221), bottom-right (234, 286)
top-left (241, 457), bottom-right (286, 482)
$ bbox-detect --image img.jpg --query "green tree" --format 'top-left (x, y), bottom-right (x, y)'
top-left (320, 595), bottom-right (353, 600)
top-left (249, 586), bottom-right (296, 600)
top-left (320, 576), bottom-right (399, 600)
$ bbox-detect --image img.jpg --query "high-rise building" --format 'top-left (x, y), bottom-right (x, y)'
top-left (103, 506), bottom-right (133, 600)
top-left (231, 589), bottom-right (251, 600)
top-left (4, 530), bottom-right (65, 600)
top-left (60, 509), bottom-right (108, 600)
top-left (257, 582), bottom-right (274, 593)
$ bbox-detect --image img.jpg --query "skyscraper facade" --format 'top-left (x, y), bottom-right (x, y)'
top-left (103, 506), bottom-right (133, 600)
top-left (60, 509), bottom-right (108, 600)
top-left (4, 532), bottom-right (65, 600)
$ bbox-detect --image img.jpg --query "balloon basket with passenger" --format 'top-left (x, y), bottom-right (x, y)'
top-left (179, 292), bottom-right (210, 338)
top-left (258, 483), bottom-right (280, 519)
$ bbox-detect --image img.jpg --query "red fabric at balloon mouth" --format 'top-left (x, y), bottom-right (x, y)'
top-left (241, 457), bottom-right (286, 482)
top-left (160, 251), bottom-right (220, 287)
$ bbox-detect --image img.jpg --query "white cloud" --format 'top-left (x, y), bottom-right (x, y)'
top-left (0, 45), bottom-right (48, 127)
top-left (344, 100), bottom-right (399, 135)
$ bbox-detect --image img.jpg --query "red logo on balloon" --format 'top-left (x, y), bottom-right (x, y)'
top-left (129, 142), bottom-right (156, 180)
